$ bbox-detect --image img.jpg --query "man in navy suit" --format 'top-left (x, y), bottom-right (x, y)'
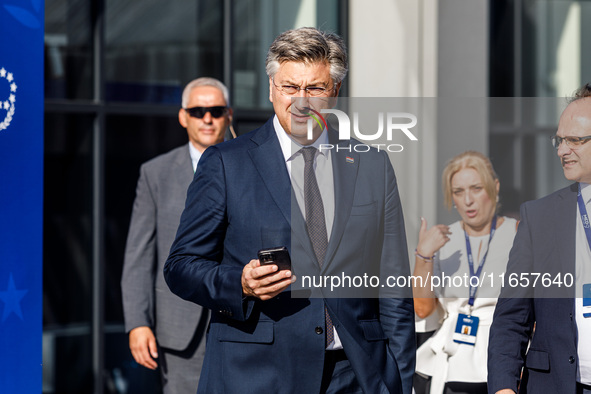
top-left (488, 83), bottom-right (591, 394)
top-left (164, 27), bottom-right (415, 393)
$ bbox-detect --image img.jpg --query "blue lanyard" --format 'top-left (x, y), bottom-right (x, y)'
top-left (464, 215), bottom-right (497, 307)
top-left (577, 184), bottom-right (591, 251)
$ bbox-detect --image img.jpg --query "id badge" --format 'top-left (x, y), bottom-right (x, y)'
top-left (583, 284), bottom-right (591, 318)
top-left (452, 313), bottom-right (479, 345)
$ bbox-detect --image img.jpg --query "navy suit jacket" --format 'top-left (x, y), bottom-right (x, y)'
top-left (488, 183), bottom-right (578, 393)
top-left (164, 118), bottom-right (415, 394)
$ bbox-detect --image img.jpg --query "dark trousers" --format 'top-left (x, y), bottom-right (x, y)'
top-left (577, 382), bottom-right (591, 394)
top-left (413, 375), bottom-right (487, 394)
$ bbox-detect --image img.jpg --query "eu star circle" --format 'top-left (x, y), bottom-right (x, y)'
top-left (0, 67), bottom-right (17, 131)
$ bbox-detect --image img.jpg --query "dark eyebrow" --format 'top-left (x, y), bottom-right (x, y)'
top-left (279, 80), bottom-right (328, 87)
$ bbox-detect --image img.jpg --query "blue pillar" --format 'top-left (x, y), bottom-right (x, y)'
top-left (0, 0), bottom-right (44, 392)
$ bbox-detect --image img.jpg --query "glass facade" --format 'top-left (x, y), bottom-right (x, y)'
top-left (489, 0), bottom-right (591, 215)
top-left (45, 0), bottom-right (93, 100)
top-left (231, 0), bottom-right (341, 109)
top-left (43, 1), bottom-right (343, 392)
top-left (43, 114), bottom-right (94, 393)
top-left (104, 0), bottom-right (224, 104)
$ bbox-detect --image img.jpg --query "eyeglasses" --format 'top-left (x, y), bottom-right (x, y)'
top-left (272, 79), bottom-right (333, 97)
top-left (550, 135), bottom-right (591, 150)
top-left (184, 106), bottom-right (228, 119)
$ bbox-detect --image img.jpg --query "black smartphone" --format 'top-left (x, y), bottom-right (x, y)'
top-left (257, 246), bottom-right (292, 271)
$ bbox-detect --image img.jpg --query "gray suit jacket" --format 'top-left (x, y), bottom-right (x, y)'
top-left (121, 144), bottom-right (208, 351)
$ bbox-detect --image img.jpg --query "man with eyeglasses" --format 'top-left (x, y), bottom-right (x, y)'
top-left (488, 83), bottom-right (591, 394)
top-left (121, 77), bottom-right (232, 394)
top-left (164, 27), bottom-right (415, 393)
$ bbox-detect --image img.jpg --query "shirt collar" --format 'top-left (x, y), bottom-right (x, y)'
top-left (581, 183), bottom-right (591, 205)
top-left (188, 141), bottom-right (202, 172)
top-left (272, 115), bottom-right (329, 163)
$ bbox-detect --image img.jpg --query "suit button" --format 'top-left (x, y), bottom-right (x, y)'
top-left (569, 356), bottom-right (575, 364)
top-left (315, 326), bottom-right (324, 335)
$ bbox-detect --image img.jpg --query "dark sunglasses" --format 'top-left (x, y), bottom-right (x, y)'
top-left (184, 106), bottom-right (228, 119)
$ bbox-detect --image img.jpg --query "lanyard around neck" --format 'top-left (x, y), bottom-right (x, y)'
top-left (577, 184), bottom-right (591, 252)
top-left (464, 215), bottom-right (497, 307)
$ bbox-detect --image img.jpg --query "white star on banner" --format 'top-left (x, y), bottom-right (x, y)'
top-left (0, 66), bottom-right (16, 131)
top-left (0, 274), bottom-right (28, 321)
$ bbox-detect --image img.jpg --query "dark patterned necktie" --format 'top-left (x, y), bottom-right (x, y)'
top-left (301, 147), bottom-right (334, 346)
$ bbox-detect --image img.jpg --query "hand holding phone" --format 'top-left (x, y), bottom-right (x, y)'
top-left (257, 246), bottom-right (292, 271)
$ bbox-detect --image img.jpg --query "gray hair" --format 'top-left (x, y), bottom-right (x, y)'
top-left (568, 83), bottom-right (591, 104)
top-left (265, 27), bottom-right (348, 85)
top-left (181, 77), bottom-right (230, 108)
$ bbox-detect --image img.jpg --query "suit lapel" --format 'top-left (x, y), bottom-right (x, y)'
top-left (555, 183), bottom-right (577, 278)
top-left (248, 120), bottom-right (325, 271)
top-left (174, 144), bottom-right (194, 190)
top-left (556, 184), bottom-right (578, 340)
top-left (248, 119), bottom-right (292, 226)
top-left (322, 134), bottom-right (359, 271)
top-left (250, 124), bottom-right (361, 270)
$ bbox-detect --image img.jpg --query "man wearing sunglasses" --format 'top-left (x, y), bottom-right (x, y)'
top-left (489, 83), bottom-right (591, 394)
top-left (165, 28), bottom-right (414, 394)
top-left (121, 77), bottom-right (232, 394)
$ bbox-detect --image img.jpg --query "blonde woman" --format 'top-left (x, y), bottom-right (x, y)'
top-left (413, 151), bottom-right (517, 394)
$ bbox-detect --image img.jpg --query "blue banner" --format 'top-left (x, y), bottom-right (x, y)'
top-left (0, 0), bottom-right (44, 392)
